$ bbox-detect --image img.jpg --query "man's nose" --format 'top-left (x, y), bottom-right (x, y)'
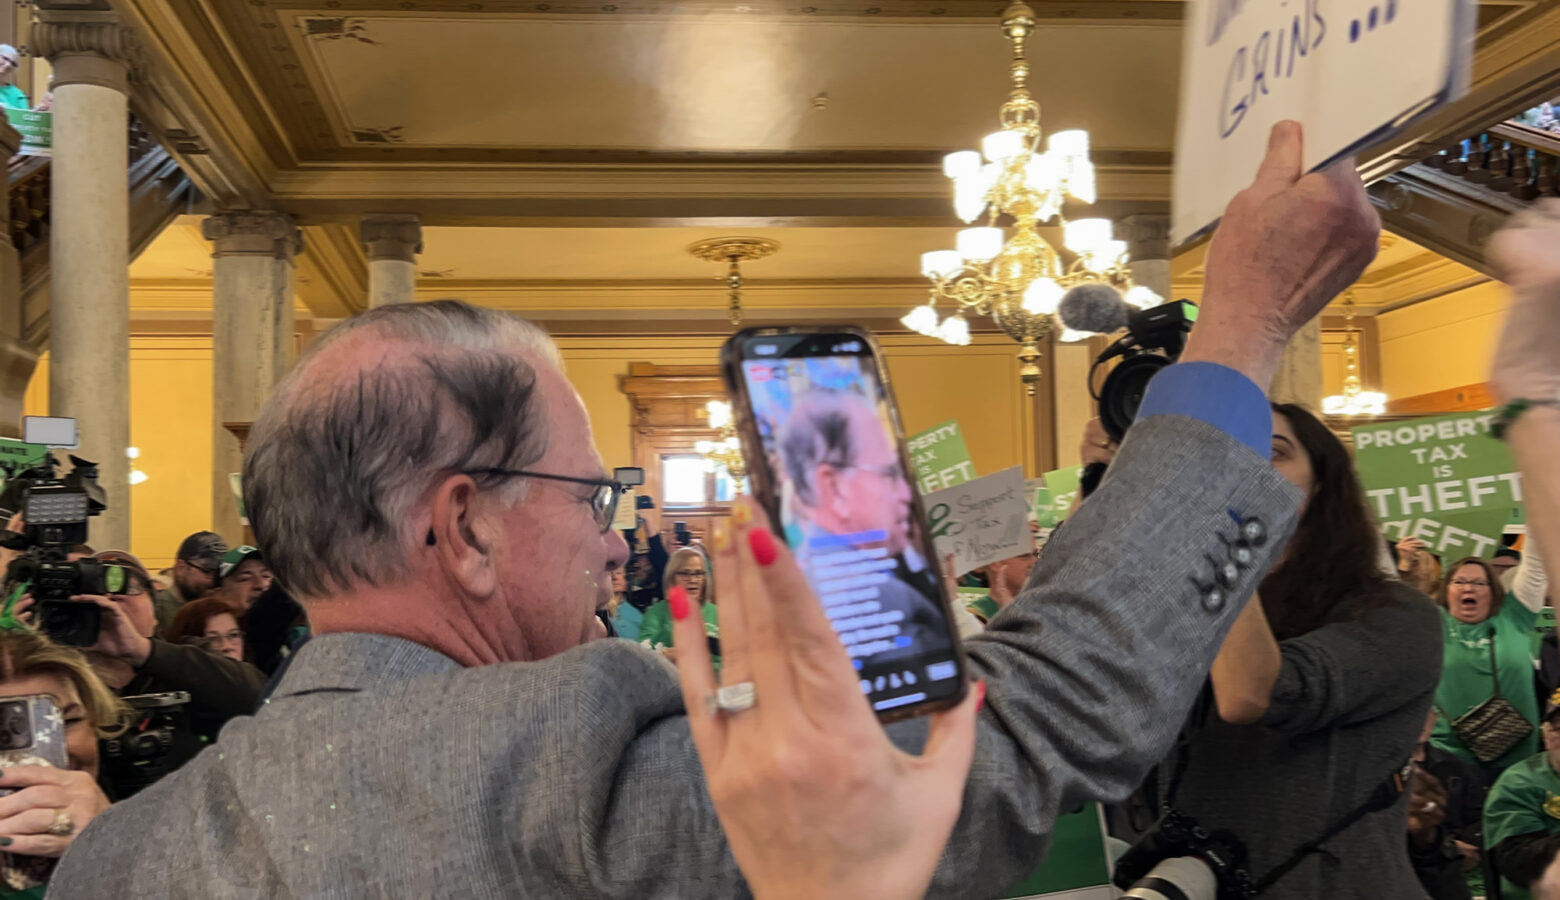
top-left (604, 527), bottom-right (630, 570)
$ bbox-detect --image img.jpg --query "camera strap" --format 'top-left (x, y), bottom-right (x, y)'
top-left (1249, 758), bottom-right (1414, 894)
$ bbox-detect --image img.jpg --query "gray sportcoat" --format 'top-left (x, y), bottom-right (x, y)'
top-left (48, 415), bottom-right (1302, 898)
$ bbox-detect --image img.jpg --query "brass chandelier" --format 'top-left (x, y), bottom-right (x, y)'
top-left (903, 0), bottom-right (1160, 394)
top-left (1322, 295), bottom-right (1389, 417)
top-left (688, 237), bottom-right (780, 327)
top-left (696, 400), bottom-right (747, 492)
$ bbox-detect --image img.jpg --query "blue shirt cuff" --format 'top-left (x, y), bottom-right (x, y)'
top-left (1134, 362), bottom-right (1271, 457)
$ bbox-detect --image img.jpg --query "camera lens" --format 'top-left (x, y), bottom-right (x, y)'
top-left (0, 704), bottom-right (28, 751)
top-left (1099, 353), bottom-right (1172, 443)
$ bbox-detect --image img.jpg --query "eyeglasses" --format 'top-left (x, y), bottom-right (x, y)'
top-left (1451, 579), bottom-right (1491, 588)
top-left (673, 569), bottom-right (707, 580)
top-left (464, 468), bottom-right (623, 533)
top-left (200, 630), bottom-right (244, 647)
top-left (112, 583), bottom-right (146, 597)
top-left (845, 462), bottom-right (905, 482)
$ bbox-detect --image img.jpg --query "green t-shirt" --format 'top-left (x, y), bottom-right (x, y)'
top-left (1432, 595), bottom-right (1541, 770)
top-left (1485, 753), bottom-right (1560, 900)
top-left (0, 84), bottom-right (27, 111)
top-left (638, 600), bottom-right (720, 672)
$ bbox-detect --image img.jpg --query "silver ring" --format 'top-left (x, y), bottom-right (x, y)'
top-left (1424, 801), bottom-right (1438, 812)
top-left (46, 809), bottom-right (73, 837)
top-left (706, 682), bottom-right (758, 716)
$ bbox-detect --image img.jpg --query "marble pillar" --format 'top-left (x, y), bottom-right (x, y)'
top-left (1271, 318), bottom-right (1324, 410)
top-left (360, 213), bottom-right (422, 307)
top-left (0, 118), bottom-right (35, 439)
top-left (33, 12), bottom-right (139, 548)
top-left (1120, 214), bottom-right (1172, 301)
top-left (203, 211), bottom-right (299, 543)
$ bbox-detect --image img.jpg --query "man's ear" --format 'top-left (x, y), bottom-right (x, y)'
top-left (427, 475), bottom-right (499, 599)
top-left (815, 465), bottom-right (848, 519)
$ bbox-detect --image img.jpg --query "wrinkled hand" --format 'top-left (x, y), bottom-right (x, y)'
top-left (1406, 765), bottom-right (1447, 846)
top-left (82, 594), bottom-right (151, 667)
top-left (673, 501), bottom-right (979, 900)
top-left (983, 560), bottom-right (1016, 609)
top-left (1079, 418), bottom-right (1117, 468)
top-left (1187, 121), bottom-right (1381, 390)
top-left (0, 764), bottom-right (110, 858)
top-left (1487, 200), bottom-right (1560, 403)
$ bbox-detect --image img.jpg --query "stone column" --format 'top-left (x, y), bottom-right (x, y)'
top-left (360, 213), bottom-right (422, 307)
top-left (32, 11), bottom-right (140, 548)
top-left (1270, 319), bottom-right (1324, 409)
top-left (1120, 214), bottom-right (1172, 300)
top-left (203, 211), bottom-right (300, 542)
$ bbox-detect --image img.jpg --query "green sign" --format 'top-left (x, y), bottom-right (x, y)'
top-left (1002, 805), bottom-right (1114, 898)
top-left (958, 586), bottom-right (999, 621)
top-left (1535, 606), bottom-right (1556, 659)
top-left (5, 109), bottom-right (50, 157)
top-left (1041, 465), bottom-right (1084, 521)
top-left (0, 438), bottom-right (50, 487)
top-left (1352, 411), bottom-right (1522, 560)
top-left (907, 420), bottom-right (976, 495)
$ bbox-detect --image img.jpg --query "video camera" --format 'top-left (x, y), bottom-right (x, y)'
top-left (1113, 809), bottom-right (1255, 900)
top-left (99, 691), bottom-right (194, 798)
top-left (0, 450), bottom-right (113, 646)
top-left (1090, 300), bottom-right (1198, 442)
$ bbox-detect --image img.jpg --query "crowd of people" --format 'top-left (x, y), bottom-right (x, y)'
top-left (0, 121), bottom-right (1546, 899)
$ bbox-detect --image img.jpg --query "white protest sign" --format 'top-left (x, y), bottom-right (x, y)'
top-left (612, 488), bottom-right (638, 531)
top-left (924, 466), bottom-right (1030, 577)
top-left (1173, 0), bottom-right (1473, 243)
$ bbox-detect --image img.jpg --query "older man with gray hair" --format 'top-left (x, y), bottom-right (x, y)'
top-left (0, 45), bottom-right (26, 110)
top-left (54, 122), bottom-right (1382, 898)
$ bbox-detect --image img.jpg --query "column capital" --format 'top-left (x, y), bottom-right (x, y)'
top-left (203, 211), bottom-right (301, 262)
top-left (30, 11), bottom-right (142, 93)
top-left (1118, 214), bottom-right (1172, 262)
top-left (360, 213), bottom-right (423, 263)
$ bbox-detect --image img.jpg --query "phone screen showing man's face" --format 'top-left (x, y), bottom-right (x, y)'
top-left (737, 335), bottom-right (962, 714)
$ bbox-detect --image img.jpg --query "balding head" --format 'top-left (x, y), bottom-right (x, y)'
top-left (244, 301), bottom-right (561, 600)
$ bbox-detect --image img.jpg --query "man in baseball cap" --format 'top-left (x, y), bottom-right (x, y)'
top-left (217, 545), bottom-right (270, 610)
top-left (153, 531), bottom-right (227, 635)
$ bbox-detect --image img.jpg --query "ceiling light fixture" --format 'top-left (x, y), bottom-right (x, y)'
top-left (1323, 294), bottom-right (1389, 417)
top-left (688, 237), bottom-right (781, 327)
top-left (906, 0), bottom-right (1154, 394)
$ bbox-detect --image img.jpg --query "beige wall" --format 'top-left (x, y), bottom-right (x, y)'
top-left (25, 338), bottom-right (214, 570)
top-left (1376, 281), bottom-right (1509, 400)
top-left (559, 333), bottom-right (1040, 480)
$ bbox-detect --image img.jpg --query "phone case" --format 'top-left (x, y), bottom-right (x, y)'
top-left (0, 694), bottom-right (65, 891)
top-left (720, 326), bottom-right (970, 723)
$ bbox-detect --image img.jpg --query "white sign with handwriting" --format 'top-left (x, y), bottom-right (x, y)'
top-left (925, 466), bottom-right (1031, 577)
top-left (1173, 0), bottom-right (1473, 244)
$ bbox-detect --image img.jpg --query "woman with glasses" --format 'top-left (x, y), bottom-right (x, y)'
top-left (638, 546), bottom-right (718, 672)
top-left (1431, 551), bottom-right (1549, 779)
top-left (165, 597), bottom-right (248, 663)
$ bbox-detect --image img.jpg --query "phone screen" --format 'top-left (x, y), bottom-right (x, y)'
top-left (725, 329), bottom-right (965, 717)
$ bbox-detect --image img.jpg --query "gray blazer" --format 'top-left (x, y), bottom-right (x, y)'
top-left (48, 415), bottom-right (1303, 899)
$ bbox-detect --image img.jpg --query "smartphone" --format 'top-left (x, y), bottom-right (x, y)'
top-left (721, 326), bottom-right (968, 721)
top-left (0, 695), bottom-right (66, 890)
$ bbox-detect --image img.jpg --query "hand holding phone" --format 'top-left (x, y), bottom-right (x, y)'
top-left (721, 327), bottom-right (968, 720)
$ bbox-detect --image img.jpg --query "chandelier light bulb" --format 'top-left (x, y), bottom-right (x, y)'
top-left (953, 176), bottom-right (988, 223)
top-left (1047, 129), bottom-right (1090, 158)
top-left (939, 315), bottom-right (972, 346)
top-left (128, 469), bottom-right (149, 486)
top-left (981, 129), bottom-right (1026, 162)
top-left (1065, 219), bottom-right (1112, 255)
top-left (695, 440), bottom-right (714, 454)
top-left (1057, 326), bottom-right (1090, 343)
top-left (1068, 160), bottom-right (1098, 205)
top-left (901, 304), bottom-right (940, 336)
top-left (943, 150), bottom-right (983, 180)
top-left (1023, 152), bottom-right (1062, 193)
top-left (921, 250), bottom-right (964, 280)
top-left (957, 227), bottom-right (1004, 263)
top-left (706, 400), bottom-right (732, 430)
top-left (1022, 277), bottom-right (1064, 315)
top-left (1124, 285), bottom-right (1163, 310)
top-left (1081, 240), bottom-right (1128, 274)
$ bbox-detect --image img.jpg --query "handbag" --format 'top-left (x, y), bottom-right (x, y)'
top-left (1441, 638), bottom-right (1534, 765)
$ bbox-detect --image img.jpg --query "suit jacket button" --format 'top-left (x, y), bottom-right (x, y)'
top-left (1240, 517), bottom-right (1267, 546)
top-left (1203, 587), bottom-right (1226, 613)
top-left (1216, 560), bottom-right (1240, 588)
top-left (1230, 543), bottom-right (1255, 568)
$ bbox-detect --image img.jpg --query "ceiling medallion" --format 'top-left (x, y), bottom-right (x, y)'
top-left (688, 237), bottom-right (781, 327)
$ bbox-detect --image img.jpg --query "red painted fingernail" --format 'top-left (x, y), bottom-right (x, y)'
top-left (748, 528), bottom-right (778, 566)
top-left (975, 680), bottom-right (986, 711)
top-left (669, 586), bottom-right (690, 621)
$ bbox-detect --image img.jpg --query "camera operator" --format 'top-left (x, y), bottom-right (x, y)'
top-left (74, 551), bottom-right (264, 770)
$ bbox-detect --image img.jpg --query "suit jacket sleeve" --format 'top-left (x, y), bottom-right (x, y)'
top-left (1257, 585), bottom-right (1443, 736)
top-left (541, 415), bottom-right (1301, 899)
top-left (135, 638), bottom-right (266, 720)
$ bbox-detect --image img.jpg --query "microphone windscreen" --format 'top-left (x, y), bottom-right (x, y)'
top-left (1057, 283), bottom-right (1129, 334)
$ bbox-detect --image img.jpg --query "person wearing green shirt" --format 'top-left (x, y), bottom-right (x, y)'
top-left (639, 546), bottom-right (718, 672)
top-left (0, 44), bottom-right (26, 111)
top-left (1486, 689), bottom-right (1560, 900)
top-left (1432, 552), bottom-right (1549, 776)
